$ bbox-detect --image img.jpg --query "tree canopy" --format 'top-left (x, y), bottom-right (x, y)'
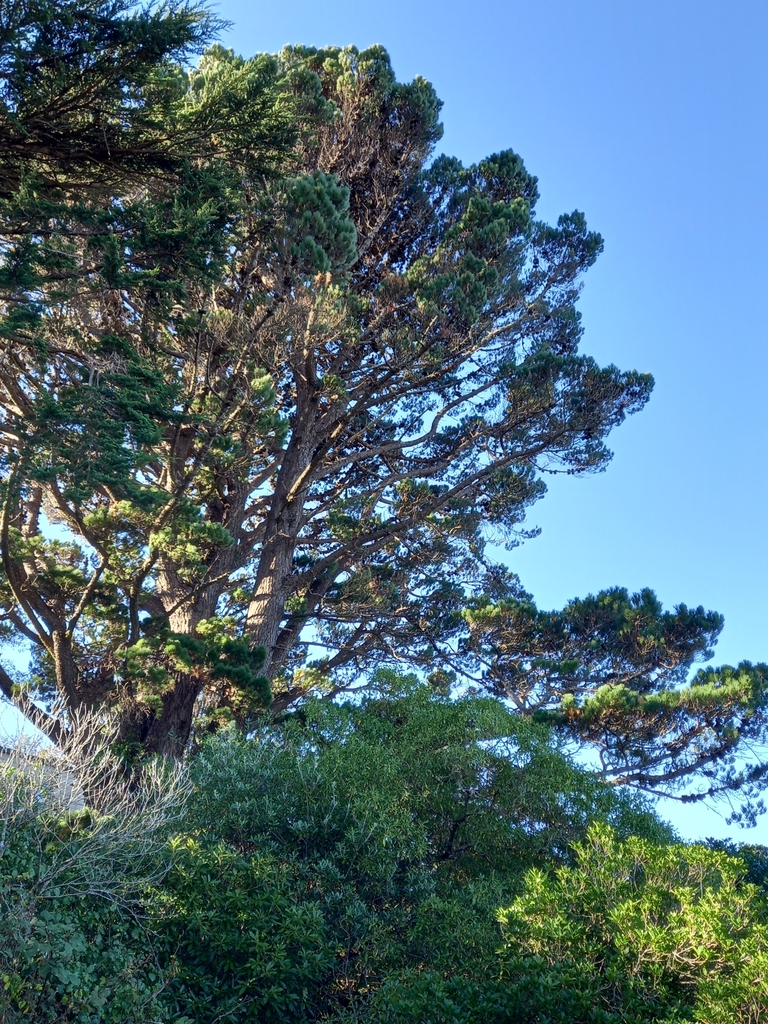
top-left (0, 3), bottom-right (766, 815)
top-left (464, 587), bottom-right (768, 806)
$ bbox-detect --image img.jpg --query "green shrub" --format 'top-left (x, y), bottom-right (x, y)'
top-left (498, 825), bottom-right (768, 1023)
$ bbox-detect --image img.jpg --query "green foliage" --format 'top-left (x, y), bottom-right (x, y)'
top-left (155, 839), bottom-right (333, 1023)
top-left (498, 825), bottom-right (768, 1023)
top-left (1, 14), bottom-right (767, 1021)
top-left (0, 0), bottom-right (216, 196)
top-left (2, 684), bottom-right (768, 1022)
top-left (187, 677), bottom-right (671, 867)
top-left (0, 884), bottom-right (164, 1024)
top-left (123, 620), bottom-right (269, 723)
top-left (465, 587), bottom-right (768, 810)
top-left (706, 837), bottom-right (768, 894)
top-left (178, 680), bottom-right (672, 1019)
top-left (280, 171), bottom-right (358, 277)
top-left (26, 341), bottom-right (182, 504)
top-left (0, 742), bottom-right (184, 1023)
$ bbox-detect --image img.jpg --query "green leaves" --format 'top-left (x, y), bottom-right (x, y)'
top-left (157, 839), bottom-right (332, 1024)
top-left (2, 679), bottom-right (767, 1023)
top-left (465, 586), bottom-right (725, 699)
top-left (27, 342), bottom-right (179, 503)
top-left (123, 619), bottom-right (269, 721)
top-left (281, 171), bottom-right (357, 277)
top-left (187, 679), bottom-right (670, 879)
top-left (498, 825), bottom-right (768, 1023)
top-left (0, 0), bottom-right (218, 194)
top-left (0, 738), bottom-right (185, 1023)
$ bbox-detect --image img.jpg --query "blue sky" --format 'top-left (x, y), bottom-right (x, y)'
top-left (210, 0), bottom-right (768, 841)
top-left (4, 1), bottom-right (766, 842)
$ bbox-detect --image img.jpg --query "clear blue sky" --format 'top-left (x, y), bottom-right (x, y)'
top-left (210, 0), bottom-right (768, 842)
top-left (5, 1), bottom-right (766, 842)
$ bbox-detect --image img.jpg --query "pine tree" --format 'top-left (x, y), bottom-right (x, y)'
top-left (1, 25), bottom-right (765, 808)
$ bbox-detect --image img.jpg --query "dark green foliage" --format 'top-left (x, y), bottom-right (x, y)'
top-left (281, 171), bottom-right (358, 277)
top-left (185, 677), bottom-right (672, 869)
top-left (706, 837), bottom-right (768, 893)
top-left (465, 587), bottom-right (725, 701)
top-left (157, 841), bottom-right (333, 1024)
top-left (0, 1), bottom-right (296, 201)
top-left (27, 341), bottom-right (181, 504)
top-left (465, 586), bottom-right (768, 810)
top-left (123, 624), bottom-right (270, 720)
top-left (141, 684), bottom-right (768, 1022)
top-left (2, 683), bottom-right (767, 1022)
top-left (0, 883), bottom-right (164, 1023)
top-left (0, 0), bottom-right (210, 182)
top-left (175, 679), bottom-right (672, 1020)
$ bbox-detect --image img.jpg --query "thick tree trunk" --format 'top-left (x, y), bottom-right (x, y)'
top-left (246, 518), bottom-right (303, 673)
top-left (52, 630), bottom-right (79, 710)
top-left (245, 421), bottom-right (316, 674)
top-left (120, 673), bottom-right (201, 758)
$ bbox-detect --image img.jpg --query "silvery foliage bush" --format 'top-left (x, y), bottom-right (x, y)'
top-left (0, 709), bottom-right (187, 1023)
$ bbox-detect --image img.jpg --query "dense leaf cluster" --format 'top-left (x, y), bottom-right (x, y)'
top-left (2, 682), bottom-right (766, 1022)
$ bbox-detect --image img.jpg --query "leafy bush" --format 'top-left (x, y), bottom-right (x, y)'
top-left (498, 825), bottom-right (768, 1023)
top-left (154, 840), bottom-right (332, 1023)
top-left (0, 728), bottom-right (185, 1022)
top-left (2, 683), bottom-right (766, 1023)
top-left (180, 678), bottom-right (673, 1018)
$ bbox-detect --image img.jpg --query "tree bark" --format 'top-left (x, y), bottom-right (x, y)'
top-left (246, 416), bottom-right (318, 674)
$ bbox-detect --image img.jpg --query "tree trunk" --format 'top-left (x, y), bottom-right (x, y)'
top-left (122, 674), bottom-right (202, 758)
top-left (246, 422), bottom-right (316, 674)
